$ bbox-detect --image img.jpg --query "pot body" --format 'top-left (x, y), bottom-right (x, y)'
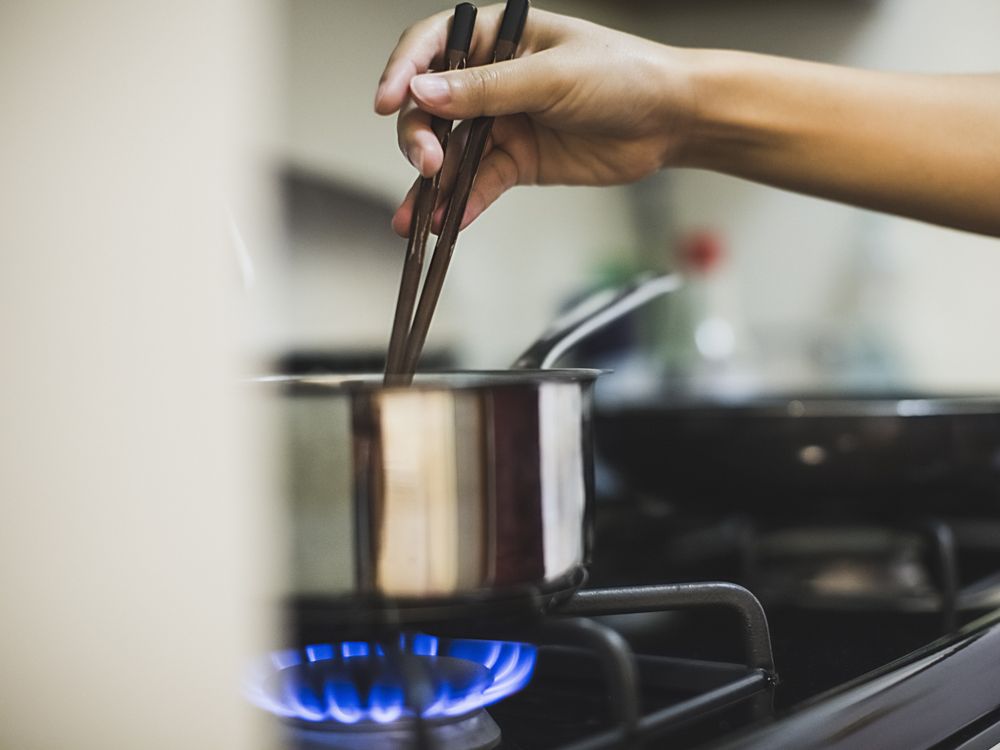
top-left (272, 371), bottom-right (598, 620)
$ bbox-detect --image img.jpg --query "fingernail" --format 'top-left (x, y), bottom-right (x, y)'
top-left (407, 147), bottom-right (424, 173)
top-left (411, 75), bottom-right (451, 106)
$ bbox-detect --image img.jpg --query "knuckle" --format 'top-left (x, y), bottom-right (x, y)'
top-left (397, 125), bottom-right (420, 156)
top-left (486, 155), bottom-right (517, 192)
top-left (396, 122), bottom-right (410, 154)
top-left (467, 67), bottom-right (502, 108)
top-left (467, 187), bottom-right (489, 220)
top-left (499, 158), bottom-right (519, 190)
top-left (396, 22), bottom-right (419, 46)
top-left (398, 11), bottom-right (447, 49)
top-left (397, 106), bottom-right (423, 136)
top-left (477, 157), bottom-right (516, 202)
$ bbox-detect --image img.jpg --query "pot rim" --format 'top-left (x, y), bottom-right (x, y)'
top-left (257, 369), bottom-right (603, 393)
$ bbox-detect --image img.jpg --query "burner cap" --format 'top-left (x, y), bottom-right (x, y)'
top-left (288, 709), bottom-right (501, 750)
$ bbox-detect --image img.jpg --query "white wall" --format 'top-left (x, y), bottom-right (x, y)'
top-left (282, 0), bottom-right (1000, 389)
top-left (0, 2), bottom-right (280, 749)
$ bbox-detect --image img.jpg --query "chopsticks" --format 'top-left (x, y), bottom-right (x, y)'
top-left (384, 2), bottom-right (478, 382)
top-left (384, 0), bottom-right (531, 385)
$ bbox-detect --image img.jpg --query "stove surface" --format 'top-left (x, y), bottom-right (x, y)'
top-left (266, 503), bottom-right (1000, 749)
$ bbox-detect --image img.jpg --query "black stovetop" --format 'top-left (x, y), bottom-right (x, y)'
top-left (273, 505), bottom-right (1000, 750)
top-left (487, 505), bottom-right (1000, 749)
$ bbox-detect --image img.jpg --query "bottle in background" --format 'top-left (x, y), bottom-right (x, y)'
top-left (661, 230), bottom-right (758, 400)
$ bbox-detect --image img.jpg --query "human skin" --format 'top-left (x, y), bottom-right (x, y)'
top-left (375, 5), bottom-right (1000, 238)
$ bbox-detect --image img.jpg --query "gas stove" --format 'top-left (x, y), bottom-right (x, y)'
top-left (253, 505), bottom-right (1000, 749)
top-left (253, 582), bottom-right (774, 749)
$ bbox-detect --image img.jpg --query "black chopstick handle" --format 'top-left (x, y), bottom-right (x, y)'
top-left (497, 0), bottom-right (529, 46)
top-left (451, 2), bottom-right (478, 56)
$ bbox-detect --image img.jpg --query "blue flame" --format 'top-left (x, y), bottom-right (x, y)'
top-left (305, 644), bottom-right (333, 662)
top-left (411, 633), bottom-right (438, 656)
top-left (246, 635), bottom-right (537, 725)
top-left (341, 642), bottom-right (369, 658)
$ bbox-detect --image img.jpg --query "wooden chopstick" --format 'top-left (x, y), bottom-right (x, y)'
top-left (397, 0), bottom-right (530, 383)
top-left (384, 3), bottom-right (478, 384)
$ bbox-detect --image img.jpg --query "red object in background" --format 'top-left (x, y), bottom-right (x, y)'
top-left (679, 230), bottom-right (725, 273)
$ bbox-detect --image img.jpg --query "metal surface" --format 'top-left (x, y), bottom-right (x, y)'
top-left (920, 519), bottom-right (959, 633)
top-left (538, 618), bottom-right (641, 737)
top-left (597, 394), bottom-right (1000, 512)
top-left (276, 582), bottom-right (779, 748)
top-left (277, 274), bottom-right (685, 620)
top-left (288, 709), bottom-right (501, 750)
top-left (273, 371), bottom-right (598, 613)
top-left (454, 583), bottom-right (776, 749)
top-left (559, 583), bottom-right (775, 674)
top-left (550, 583), bottom-right (775, 750)
top-left (513, 273), bottom-right (682, 370)
top-left (718, 609), bottom-right (1000, 750)
top-left (557, 672), bottom-right (770, 750)
top-left (659, 517), bottom-right (996, 624)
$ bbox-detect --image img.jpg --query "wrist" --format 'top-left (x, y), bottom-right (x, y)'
top-left (671, 49), bottom-right (779, 171)
top-left (648, 45), bottom-right (702, 169)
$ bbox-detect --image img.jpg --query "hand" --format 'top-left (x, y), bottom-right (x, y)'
top-left (375, 5), bottom-right (695, 236)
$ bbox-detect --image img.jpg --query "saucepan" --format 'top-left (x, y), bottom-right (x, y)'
top-left (270, 274), bottom-right (681, 635)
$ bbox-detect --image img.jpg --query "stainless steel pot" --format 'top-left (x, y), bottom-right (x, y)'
top-left (273, 274), bottom-right (680, 629)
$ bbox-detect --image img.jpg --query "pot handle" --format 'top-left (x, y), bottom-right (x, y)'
top-left (511, 273), bottom-right (682, 370)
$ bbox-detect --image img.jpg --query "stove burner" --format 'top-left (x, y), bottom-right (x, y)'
top-left (288, 710), bottom-right (501, 750)
top-left (246, 635), bottom-right (536, 726)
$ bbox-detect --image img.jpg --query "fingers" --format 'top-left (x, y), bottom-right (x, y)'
top-left (391, 178), bottom-right (422, 238)
top-left (375, 10), bottom-right (450, 116)
top-left (399, 52), bottom-right (558, 173)
top-left (376, 4), bottom-right (511, 116)
top-left (454, 146), bottom-right (522, 231)
top-left (393, 143), bottom-right (523, 237)
top-left (409, 52), bottom-right (558, 121)
top-left (392, 121), bottom-right (470, 237)
top-left (396, 102), bottom-right (444, 178)
top-left (384, 5), bottom-right (559, 232)
top-left (393, 112), bottom-right (535, 236)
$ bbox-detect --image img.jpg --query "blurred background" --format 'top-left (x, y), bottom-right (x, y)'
top-left (277, 0), bottom-right (1000, 394)
top-left (2, 1), bottom-right (999, 749)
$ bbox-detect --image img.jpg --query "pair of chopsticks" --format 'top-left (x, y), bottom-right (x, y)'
top-left (384, 0), bottom-right (530, 385)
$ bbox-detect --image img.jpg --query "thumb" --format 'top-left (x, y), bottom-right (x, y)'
top-left (409, 56), bottom-right (555, 119)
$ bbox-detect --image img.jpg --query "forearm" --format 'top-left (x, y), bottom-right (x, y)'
top-left (678, 50), bottom-right (1000, 236)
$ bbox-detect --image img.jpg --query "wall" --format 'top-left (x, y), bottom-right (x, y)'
top-left (0, 2), bottom-right (280, 749)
